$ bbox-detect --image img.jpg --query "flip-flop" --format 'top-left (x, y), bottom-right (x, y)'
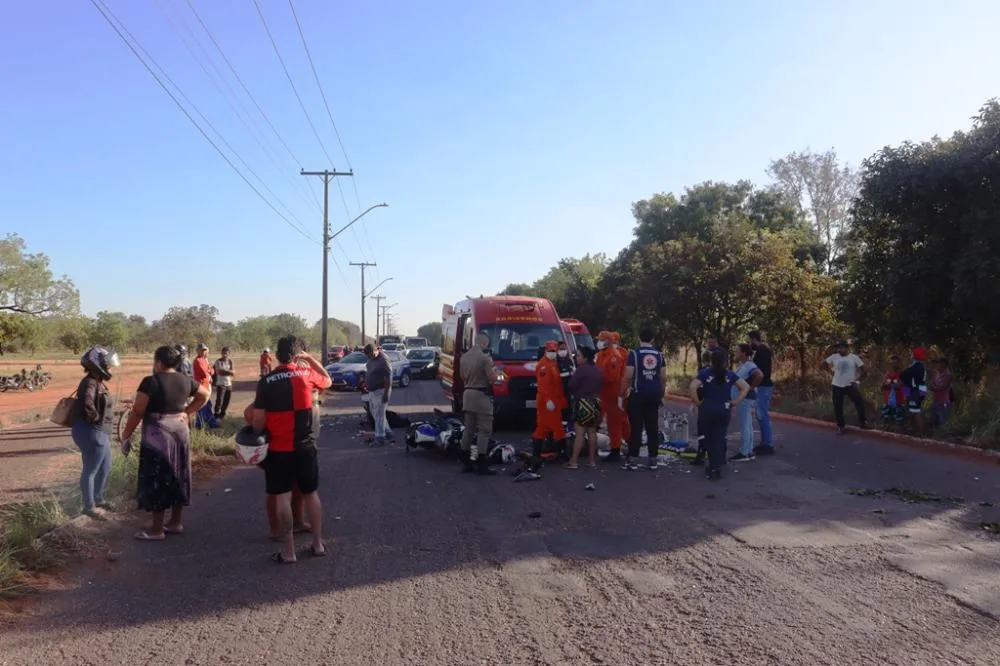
top-left (270, 552), bottom-right (296, 564)
top-left (164, 526), bottom-right (184, 535)
top-left (561, 462), bottom-right (579, 470)
top-left (586, 463), bottom-right (599, 469)
top-left (134, 531), bottom-right (166, 541)
top-left (294, 525), bottom-right (312, 534)
top-left (307, 544), bottom-right (328, 558)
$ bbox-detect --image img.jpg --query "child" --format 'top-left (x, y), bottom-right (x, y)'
top-left (881, 355), bottom-right (906, 423)
top-left (928, 357), bottom-right (954, 428)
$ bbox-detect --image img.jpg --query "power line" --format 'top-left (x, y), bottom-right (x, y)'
top-left (153, 0), bottom-right (320, 225)
top-left (89, 0), bottom-right (319, 245)
top-left (287, 0), bottom-right (379, 272)
top-left (250, 0), bottom-right (336, 166)
top-left (181, 0), bottom-right (325, 215)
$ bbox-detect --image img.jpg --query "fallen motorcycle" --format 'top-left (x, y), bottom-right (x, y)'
top-left (404, 408), bottom-right (516, 466)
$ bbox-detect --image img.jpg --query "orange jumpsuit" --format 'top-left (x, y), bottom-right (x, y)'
top-left (612, 336), bottom-right (632, 444)
top-left (596, 346), bottom-right (625, 450)
top-left (532, 356), bottom-right (567, 441)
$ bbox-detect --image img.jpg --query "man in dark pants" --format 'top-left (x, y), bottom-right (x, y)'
top-left (822, 340), bottom-right (869, 435)
top-left (620, 328), bottom-right (667, 471)
top-left (690, 349), bottom-right (750, 480)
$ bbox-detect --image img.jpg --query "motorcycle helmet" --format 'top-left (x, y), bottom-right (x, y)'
top-left (488, 443), bottom-right (516, 465)
top-left (174, 344), bottom-right (188, 356)
top-left (234, 425), bottom-right (270, 465)
top-left (80, 345), bottom-right (120, 380)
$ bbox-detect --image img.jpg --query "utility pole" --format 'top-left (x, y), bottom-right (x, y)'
top-left (349, 261), bottom-right (377, 343)
top-left (300, 168), bottom-right (353, 359)
top-left (381, 302), bottom-right (398, 337)
top-left (371, 295), bottom-right (386, 340)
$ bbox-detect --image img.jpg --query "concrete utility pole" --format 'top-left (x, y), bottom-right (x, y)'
top-left (371, 295), bottom-right (386, 340)
top-left (381, 302), bottom-right (398, 337)
top-left (300, 168), bottom-right (353, 358)
top-left (350, 261), bottom-right (377, 343)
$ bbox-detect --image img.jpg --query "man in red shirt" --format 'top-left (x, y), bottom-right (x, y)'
top-left (252, 335), bottom-right (332, 563)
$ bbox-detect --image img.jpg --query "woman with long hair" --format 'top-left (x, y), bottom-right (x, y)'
top-left (121, 345), bottom-right (210, 540)
top-left (689, 349), bottom-right (749, 480)
top-left (563, 345), bottom-right (603, 469)
top-left (71, 346), bottom-right (120, 516)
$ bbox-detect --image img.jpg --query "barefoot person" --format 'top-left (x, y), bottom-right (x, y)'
top-left (121, 345), bottom-right (210, 541)
top-left (563, 345), bottom-right (603, 469)
top-left (252, 335), bottom-right (332, 563)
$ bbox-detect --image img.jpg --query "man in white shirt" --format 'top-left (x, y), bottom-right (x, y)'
top-left (822, 340), bottom-right (870, 434)
top-left (213, 347), bottom-right (234, 420)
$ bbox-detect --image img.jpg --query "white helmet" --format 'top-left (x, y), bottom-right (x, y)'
top-left (264, 348), bottom-right (271, 353)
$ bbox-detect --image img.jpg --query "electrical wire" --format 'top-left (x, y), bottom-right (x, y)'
top-left (153, 0), bottom-right (320, 224)
top-left (89, 0), bottom-right (320, 245)
top-left (182, 0), bottom-right (325, 215)
top-left (287, 0), bottom-right (380, 272)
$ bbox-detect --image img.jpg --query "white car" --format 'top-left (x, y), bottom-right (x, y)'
top-left (382, 350), bottom-right (412, 388)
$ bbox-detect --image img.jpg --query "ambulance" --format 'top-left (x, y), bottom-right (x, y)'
top-left (439, 296), bottom-right (568, 422)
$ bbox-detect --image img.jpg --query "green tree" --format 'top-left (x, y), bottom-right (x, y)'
top-left (416, 322), bottom-right (442, 346)
top-left (0, 313), bottom-right (33, 355)
top-left (497, 283), bottom-right (536, 296)
top-left (842, 99), bottom-right (1000, 374)
top-left (0, 234), bottom-right (79, 315)
top-left (90, 311), bottom-right (129, 351)
top-left (156, 305), bottom-right (220, 347)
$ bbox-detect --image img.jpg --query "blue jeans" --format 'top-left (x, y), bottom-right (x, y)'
top-left (738, 399), bottom-right (756, 455)
top-left (370, 389), bottom-right (391, 440)
top-left (71, 421), bottom-right (111, 511)
top-left (755, 387), bottom-right (774, 448)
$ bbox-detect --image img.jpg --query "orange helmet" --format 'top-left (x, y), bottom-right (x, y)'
top-left (596, 330), bottom-right (612, 342)
top-left (610, 332), bottom-right (621, 344)
top-left (544, 340), bottom-right (559, 352)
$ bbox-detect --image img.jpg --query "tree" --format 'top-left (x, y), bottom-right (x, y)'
top-left (497, 283), bottom-right (536, 296)
top-left (54, 316), bottom-right (92, 354)
top-left (155, 305), bottom-right (220, 347)
top-left (0, 234), bottom-right (79, 315)
top-left (768, 149), bottom-right (858, 273)
top-left (266, 313), bottom-right (308, 342)
top-left (0, 313), bottom-right (32, 355)
top-left (841, 99), bottom-right (1000, 375)
top-left (90, 311), bottom-right (129, 351)
top-left (416, 322), bottom-right (442, 346)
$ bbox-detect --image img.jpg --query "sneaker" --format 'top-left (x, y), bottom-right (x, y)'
top-left (621, 459), bottom-right (639, 471)
top-left (705, 468), bottom-right (722, 481)
top-left (605, 449), bottom-right (622, 462)
top-left (753, 445), bottom-right (775, 456)
top-left (836, 427), bottom-right (847, 435)
top-left (647, 458), bottom-right (658, 471)
top-left (730, 453), bottom-right (755, 462)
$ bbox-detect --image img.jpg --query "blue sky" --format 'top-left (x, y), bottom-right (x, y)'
top-left (2, 0), bottom-right (997, 337)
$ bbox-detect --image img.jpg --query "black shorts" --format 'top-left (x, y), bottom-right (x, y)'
top-left (264, 447), bottom-right (319, 495)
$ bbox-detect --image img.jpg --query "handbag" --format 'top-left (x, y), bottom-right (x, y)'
top-left (50, 390), bottom-right (78, 427)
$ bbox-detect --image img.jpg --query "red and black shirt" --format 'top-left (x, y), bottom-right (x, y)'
top-left (254, 364), bottom-right (332, 453)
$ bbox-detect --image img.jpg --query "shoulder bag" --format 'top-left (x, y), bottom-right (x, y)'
top-left (51, 390), bottom-right (79, 428)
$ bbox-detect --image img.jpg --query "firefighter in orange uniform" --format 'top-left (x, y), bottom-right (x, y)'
top-left (596, 331), bottom-right (625, 461)
top-left (531, 341), bottom-right (567, 459)
top-left (611, 332), bottom-right (632, 445)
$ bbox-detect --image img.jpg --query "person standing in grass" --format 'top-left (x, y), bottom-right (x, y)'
top-left (71, 346), bottom-right (120, 517)
top-left (121, 345), bottom-right (210, 541)
top-left (213, 347), bottom-right (234, 420)
top-left (928, 356), bottom-right (953, 429)
top-left (730, 344), bottom-right (763, 462)
top-left (822, 340), bottom-right (870, 435)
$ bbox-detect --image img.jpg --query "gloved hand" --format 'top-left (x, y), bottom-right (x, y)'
top-left (121, 436), bottom-right (133, 457)
top-left (617, 397), bottom-right (624, 410)
top-left (546, 400), bottom-right (555, 412)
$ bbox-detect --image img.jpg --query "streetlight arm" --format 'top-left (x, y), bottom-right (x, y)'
top-left (330, 202), bottom-right (388, 241)
top-left (364, 276), bottom-right (393, 299)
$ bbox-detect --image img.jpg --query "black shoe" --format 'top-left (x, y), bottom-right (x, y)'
top-left (605, 449), bottom-right (621, 462)
top-left (705, 468), bottom-right (722, 481)
top-left (476, 456), bottom-right (497, 476)
top-left (753, 445), bottom-right (775, 456)
top-left (689, 455), bottom-right (705, 466)
top-left (531, 439), bottom-right (543, 458)
top-left (460, 451), bottom-right (475, 474)
top-left (730, 452), bottom-right (755, 462)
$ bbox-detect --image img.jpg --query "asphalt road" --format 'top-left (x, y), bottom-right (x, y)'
top-left (2, 377), bottom-right (1000, 666)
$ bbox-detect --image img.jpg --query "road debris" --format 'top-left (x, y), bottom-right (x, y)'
top-left (848, 487), bottom-right (964, 504)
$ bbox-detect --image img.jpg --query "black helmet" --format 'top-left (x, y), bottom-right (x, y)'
top-left (174, 344), bottom-right (187, 356)
top-left (81, 345), bottom-right (120, 380)
top-left (235, 425), bottom-right (269, 448)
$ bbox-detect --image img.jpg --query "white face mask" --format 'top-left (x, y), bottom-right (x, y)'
top-left (611, 343), bottom-right (619, 349)
top-left (597, 341), bottom-right (607, 350)
top-left (545, 351), bottom-right (557, 360)
top-left (557, 350), bottom-right (568, 358)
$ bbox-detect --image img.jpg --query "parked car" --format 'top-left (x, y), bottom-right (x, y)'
top-left (382, 350), bottom-right (412, 388)
top-left (381, 342), bottom-right (406, 353)
top-left (328, 345), bottom-right (348, 362)
top-left (406, 347), bottom-right (440, 379)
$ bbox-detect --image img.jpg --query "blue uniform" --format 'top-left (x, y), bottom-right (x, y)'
top-left (696, 367), bottom-right (739, 473)
top-left (626, 345), bottom-right (666, 461)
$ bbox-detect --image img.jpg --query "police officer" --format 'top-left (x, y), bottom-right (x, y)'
top-left (620, 328), bottom-right (668, 471)
top-left (459, 332), bottom-right (500, 476)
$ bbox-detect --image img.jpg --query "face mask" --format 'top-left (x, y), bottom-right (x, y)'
top-left (557, 350), bottom-right (568, 358)
top-left (611, 343), bottom-right (619, 349)
top-left (597, 341), bottom-right (607, 350)
top-left (545, 351), bottom-right (557, 360)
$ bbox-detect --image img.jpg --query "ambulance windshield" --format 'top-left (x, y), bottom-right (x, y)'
top-left (479, 324), bottom-right (564, 361)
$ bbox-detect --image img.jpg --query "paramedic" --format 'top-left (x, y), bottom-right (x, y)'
top-left (689, 349), bottom-right (750, 481)
top-left (621, 328), bottom-right (667, 471)
top-left (596, 331), bottom-right (625, 460)
top-left (531, 341), bottom-right (568, 459)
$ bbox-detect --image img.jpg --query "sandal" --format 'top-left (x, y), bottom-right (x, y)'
top-left (270, 552), bottom-right (296, 564)
top-left (308, 544), bottom-right (328, 558)
top-left (164, 525), bottom-right (184, 535)
top-left (134, 531), bottom-right (166, 541)
top-left (294, 525), bottom-right (312, 534)
top-left (561, 462), bottom-right (579, 470)
top-left (586, 462), bottom-right (599, 469)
